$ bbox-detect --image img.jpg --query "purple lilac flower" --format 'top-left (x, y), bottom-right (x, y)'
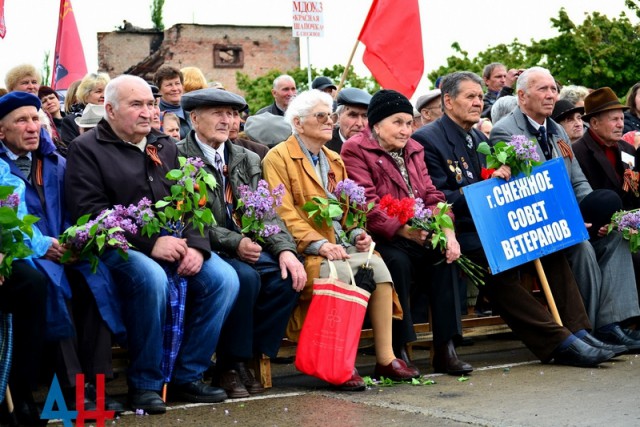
top-left (508, 135), bottom-right (540, 162)
top-left (413, 198), bottom-right (433, 221)
top-left (0, 193), bottom-right (20, 209)
top-left (617, 211), bottom-right (640, 230)
top-left (334, 179), bottom-right (367, 206)
top-left (239, 181), bottom-right (280, 221)
top-left (259, 223), bottom-right (281, 239)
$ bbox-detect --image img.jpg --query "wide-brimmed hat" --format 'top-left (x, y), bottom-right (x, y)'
top-left (581, 87), bottom-right (628, 121)
top-left (75, 104), bottom-right (105, 128)
top-left (551, 99), bottom-right (584, 123)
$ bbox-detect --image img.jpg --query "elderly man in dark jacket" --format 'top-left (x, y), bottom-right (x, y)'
top-left (177, 88), bottom-right (305, 398)
top-left (64, 75), bottom-right (239, 414)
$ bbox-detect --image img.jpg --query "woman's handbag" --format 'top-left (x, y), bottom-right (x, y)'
top-left (295, 260), bottom-right (371, 385)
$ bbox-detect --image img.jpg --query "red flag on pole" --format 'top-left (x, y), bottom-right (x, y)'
top-left (357, 0), bottom-right (423, 98)
top-left (51, 0), bottom-right (87, 90)
top-left (0, 0), bottom-right (6, 39)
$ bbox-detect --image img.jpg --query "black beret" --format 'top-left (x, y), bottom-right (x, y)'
top-left (181, 88), bottom-right (247, 111)
top-left (336, 87), bottom-right (372, 107)
top-left (0, 92), bottom-right (41, 120)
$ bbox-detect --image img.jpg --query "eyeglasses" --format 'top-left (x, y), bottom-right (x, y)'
top-left (303, 111), bottom-right (333, 123)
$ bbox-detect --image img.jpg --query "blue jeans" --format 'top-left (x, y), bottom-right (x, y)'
top-left (102, 249), bottom-right (239, 390)
top-left (218, 252), bottom-right (299, 360)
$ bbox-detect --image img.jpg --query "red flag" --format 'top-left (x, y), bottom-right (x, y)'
top-left (358, 0), bottom-right (423, 98)
top-left (51, 0), bottom-right (87, 90)
top-left (0, 0), bottom-right (6, 39)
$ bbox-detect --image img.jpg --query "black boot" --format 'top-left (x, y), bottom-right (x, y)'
top-left (432, 340), bottom-right (473, 376)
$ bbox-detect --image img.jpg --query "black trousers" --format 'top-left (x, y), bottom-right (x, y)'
top-left (0, 261), bottom-right (47, 399)
top-left (376, 238), bottom-right (462, 348)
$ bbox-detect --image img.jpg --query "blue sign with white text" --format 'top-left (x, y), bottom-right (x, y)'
top-left (464, 158), bottom-right (588, 274)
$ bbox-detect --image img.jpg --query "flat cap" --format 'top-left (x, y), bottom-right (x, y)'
top-left (415, 89), bottom-right (441, 111)
top-left (312, 76), bottom-right (337, 91)
top-left (244, 112), bottom-right (291, 148)
top-left (149, 84), bottom-right (162, 98)
top-left (0, 92), bottom-right (41, 120)
top-left (181, 88), bottom-right (247, 111)
top-left (336, 87), bottom-right (372, 107)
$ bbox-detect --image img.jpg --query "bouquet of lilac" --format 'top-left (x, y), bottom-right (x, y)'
top-left (302, 178), bottom-right (374, 235)
top-left (0, 185), bottom-right (39, 277)
top-left (477, 134), bottom-right (542, 177)
top-left (236, 180), bottom-right (285, 243)
top-left (59, 198), bottom-right (155, 273)
top-left (608, 209), bottom-right (640, 253)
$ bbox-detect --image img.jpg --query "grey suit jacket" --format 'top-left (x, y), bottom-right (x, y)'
top-left (490, 107), bottom-right (592, 203)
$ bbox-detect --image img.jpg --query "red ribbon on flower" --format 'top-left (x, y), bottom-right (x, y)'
top-left (480, 167), bottom-right (495, 180)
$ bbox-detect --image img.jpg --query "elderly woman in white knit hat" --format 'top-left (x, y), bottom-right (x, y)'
top-left (75, 104), bottom-right (105, 135)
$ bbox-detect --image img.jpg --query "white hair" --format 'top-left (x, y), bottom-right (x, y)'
top-left (284, 89), bottom-right (333, 133)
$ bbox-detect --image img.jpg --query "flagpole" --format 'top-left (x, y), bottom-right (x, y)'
top-left (306, 37), bottom-right (312, 87)
top-left (335, 39), bottom-right (359, 96)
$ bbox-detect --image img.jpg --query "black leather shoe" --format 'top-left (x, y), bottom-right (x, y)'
top-left (84, 382), bottom-right (126, 414)
top-left (171, 380), bottom-right (227, 403)
top-left (128, 389), bottom-right (166, 414)
top-left (622, 327), bottom-right (640, 342)
top-left (595, 324), bottom-right (640, 353)
top-left (581, 333), bottom-right (627, 356)
top-left (432, 340), bottom-right (473, 376)
top-left (233, 362), bottom-right (265, 395)
top-left (553, 338), bottom-right (614, 367)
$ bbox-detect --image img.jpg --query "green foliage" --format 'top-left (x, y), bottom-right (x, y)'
top-left (427, 6), bottom-right (640, 96)
top-left (0, 185), bottom-right (38, 277)
top-left (150, 0), bottom-right (165, 31)
top-left (141, 157), bottom-right (216, 238)
top-left (236, 65), bottom-right (380, 114)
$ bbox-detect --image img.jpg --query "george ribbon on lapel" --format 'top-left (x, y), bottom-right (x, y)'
top-left (556, 139), bottom-right (573, 161)
top-left (327, 170), bottom-right (337, 194)
top-left (623, 169), bottom-right (640, 197)
top-left (145, 145), bottom-right (163, 166)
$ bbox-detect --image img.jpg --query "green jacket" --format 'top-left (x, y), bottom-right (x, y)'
top-left (177, 130), bottom-right (297, 258)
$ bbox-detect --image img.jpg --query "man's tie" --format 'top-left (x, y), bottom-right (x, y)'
top-left (214, 151), bottom-right (236, 230)
top-left (15, 156), bottom-right (31, 179)
top-left (311, 154), bottom-right (319, 166)
top-left (538, 125), bottom-right (551, 160)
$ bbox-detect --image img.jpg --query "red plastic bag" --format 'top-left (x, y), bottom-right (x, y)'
top-left (295, 260), bottom-right (371, 385)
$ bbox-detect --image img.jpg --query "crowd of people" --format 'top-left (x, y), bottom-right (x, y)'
top-left (0, 60), bottom-right (640, 425)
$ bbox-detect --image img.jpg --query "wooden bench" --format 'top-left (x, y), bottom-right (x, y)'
top-left (254, 312), bottom-right (512, 388)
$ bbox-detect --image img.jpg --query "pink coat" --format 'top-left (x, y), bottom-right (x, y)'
top-left (341, 128), bottom-right (451, 241)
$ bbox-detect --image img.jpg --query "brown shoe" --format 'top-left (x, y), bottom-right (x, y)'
top-left (212, 369), bottom-right (250, 399)
top-left (233, 362), bottom-right (265, 395)
top-left (374, 358), bottom-right (420, 381)
top-left (432, 340), bottom-right (473, 376)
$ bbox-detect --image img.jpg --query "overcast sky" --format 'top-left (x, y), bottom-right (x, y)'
top-left (0, 0), bottom-right (633, 101)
